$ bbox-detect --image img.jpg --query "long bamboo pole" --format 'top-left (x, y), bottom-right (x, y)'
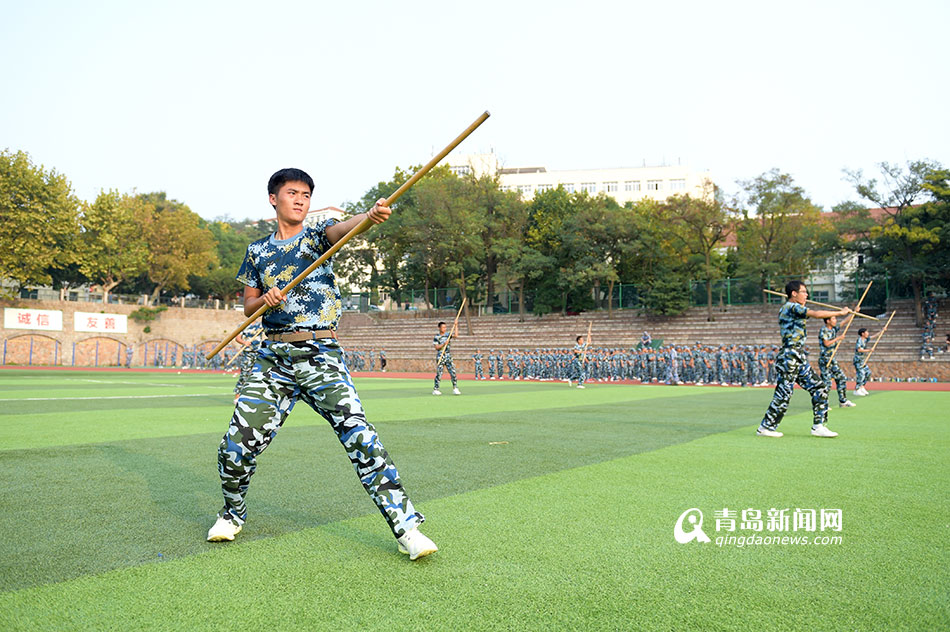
top-left (862, 310), bottom-right (896, 366)
top-left (762, 289), bottom-right (878, 321)
top-left (581, 320), bottom-right (593, 364)
top-left (828, 281), bottom-right (873, 365)
top-left (438, 297), bottom-right (466, 366)
top-left (207, 111), bottom-right (491, 359)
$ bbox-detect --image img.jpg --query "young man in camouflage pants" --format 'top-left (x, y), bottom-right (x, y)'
top-left (818, 315), bottom-right (856, 408)
top-left (208, 168), bottom-right (437, 561)
top-left (432, 321), bottom-right (460, 395)
top-left (757, 280), bottom-right (850, 438)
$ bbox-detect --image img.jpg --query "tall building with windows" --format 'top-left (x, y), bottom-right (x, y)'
top-left (447, 152), bottom-right (712, 204)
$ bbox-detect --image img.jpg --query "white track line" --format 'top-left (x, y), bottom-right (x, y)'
top-left (0, 393), bottom-right (224, 402)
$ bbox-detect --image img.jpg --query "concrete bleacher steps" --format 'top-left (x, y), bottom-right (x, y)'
top-left (336, 299), bottom-right (948, 374)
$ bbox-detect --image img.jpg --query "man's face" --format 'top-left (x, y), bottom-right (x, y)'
top-left (790, 285), bottom-right (808, 305)
top-left (270, 180), bottom-right (311, 224)
top-left (439, 324), bottom-right (447, 334)
top-left (827, 316), bottom-right (837, 327)
top-left (861, 331), bottom-right (869, 339)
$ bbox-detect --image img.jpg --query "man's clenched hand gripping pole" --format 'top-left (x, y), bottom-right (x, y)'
top-left (207, 111), bottom-right (491, 360)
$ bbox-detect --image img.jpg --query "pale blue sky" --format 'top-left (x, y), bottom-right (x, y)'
top-left (2, 0), bottom-right (947, 220)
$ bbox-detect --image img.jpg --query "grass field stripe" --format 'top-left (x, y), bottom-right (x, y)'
top-left (0, 393), bottom-right (224, 402)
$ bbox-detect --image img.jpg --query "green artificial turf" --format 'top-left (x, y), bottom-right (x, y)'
top-left (0, 371), bottom-right (947, 630)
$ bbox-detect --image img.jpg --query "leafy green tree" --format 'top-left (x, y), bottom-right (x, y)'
top-left (138, 193), bottom-right (218, 302)
top-left (664, 181), bottom-right (730, 320)
top-left (0, 150), bottom-right (81, 294)
top-left (79, 190), bottom-right (150, 304)
top-left (734, 170), bottom-right (824, 301)
top-left (844, 160), bottom-right (945, 323)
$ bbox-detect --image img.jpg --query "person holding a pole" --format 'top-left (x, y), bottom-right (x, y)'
top-left (207, 168), bottom-right (437, 560)
top-left (852, 328), bottom-right (881, 396)
top-left (757, 280), bottom-right (851, 438)
top-left (232, 323), bottom-right (262, 402)
top-left (569, 334), bottom-right (590, 389)
top-left (432, 320), bottom-right (461, 395)
top-left (818, 315), bottom-right (857, 408)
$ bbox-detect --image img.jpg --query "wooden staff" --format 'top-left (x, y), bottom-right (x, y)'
top-left (438, 297), bottom-right (466, 366)
top-left (863, 310), bottom-right (896, 366)
top-left (762, 289), bottom-right (878, 321)
top-left (224, 328), bottom-right (264, 368)
top-left (828, 281), bottom-right (872, 365)
top-left (581, 320), bottom-right (593, 363)
top-left (207, 111), bottom-right (491, 359)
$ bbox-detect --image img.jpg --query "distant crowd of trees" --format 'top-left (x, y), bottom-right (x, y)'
top-left (2, 149), bottom-right (948, 325)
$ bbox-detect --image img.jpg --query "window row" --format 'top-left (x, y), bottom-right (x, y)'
top-left (500, 179), bottom-right (688, 195)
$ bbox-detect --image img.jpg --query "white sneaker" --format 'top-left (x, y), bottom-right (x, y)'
top-left (756, 426), bottom-right (783, 437)
top-left (839, 400), bottom-right (856, 408)
top-left (577, 385), bottom-right (585, 389)
top-left (811, 424), bottom-right (838, 438)
top-left (207, 515), bottom-right (242, 542)
top-left (396, 528), bottom-right (438, 560)
top-left (853, 388), bottom-right (867, 397)
top-left (452, 387), bottom-right (461, 395)
top-left (432, 389), bottom-right (442, 396)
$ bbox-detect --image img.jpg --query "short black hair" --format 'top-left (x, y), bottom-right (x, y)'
top-left (438, 321), bottom-right (446, 327)
top-left (785, 280), bottom-right (805, 298)
top-left (268, 168), bottom-right (314, 201)
top-left (858, 327), bottom-right (868, 336)
top-left (576, 335), bottom-right (584, 343)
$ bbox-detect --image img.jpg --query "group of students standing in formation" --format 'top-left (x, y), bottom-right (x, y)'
top-left (919, 292), bottom-right (942, 359)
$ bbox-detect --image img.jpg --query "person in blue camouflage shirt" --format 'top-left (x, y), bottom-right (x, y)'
top-left (208, 168), bottom-right (437, 560)
top-left (757, 280), bottom-right (851, 438)
top-left (569, 334), bottom-right (590, 388)
top-left (818, 315), bottom-right (856, 407)
top-left (473, 348), bottom-right (484, 379)
top-left (852, 327), bottom-right (881, 397)
top-left (433, 321), bottom-right (460, 395)
top-left (232, 322), bottom-right (263, 402)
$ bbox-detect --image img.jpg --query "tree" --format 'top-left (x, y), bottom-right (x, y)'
top-left (844, 160), bottom-right (944, 324)
top-left (665, 181), bottom-right (730, 320)
top-left (138, 193), bottom-right (218, 302)
top-left (0, 150), bottom-right (80, 294)
top-left (734, 170), bottom-right (824, 300)
top-left (79, 190), bottom-right (150, 304)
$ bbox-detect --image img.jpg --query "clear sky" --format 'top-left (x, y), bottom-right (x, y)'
top-left (2, 0), bottom-right (947, 221)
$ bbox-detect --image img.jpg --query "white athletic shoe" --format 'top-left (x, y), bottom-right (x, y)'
top-left (853, 388), bottom-right (867, 397)
top-left (811, 424), bottom-right (839, 438)
top-left (207, 515), bottom-right (242, 542)
top-left (397, 528), bottom-right (438, 561)
top-left (432, 389), bottom-right (442, 396)
top-left (577, 385), bottom-right (585, 389)
top-left (452, 387), bottom-right (461, 395)
top-left (839, 400), bottom-right (856, 408)
top-left (756, 426), bottom-right (783, 437)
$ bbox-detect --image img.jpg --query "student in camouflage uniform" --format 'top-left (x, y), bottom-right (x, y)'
top-left (473, 349), bottom-right (484, 379)
top-left (757, 280), bottom-right (850, 438)
top-left (569, 334), bottom-right (589, 388)
top-left (487, 349), bottom-right (496, 379)
top-left (208, 168), bottom-right (436, 560)
top-left (852, 327), bottom-right (880, 397)
top-left (433, 321), bottom-right (460, 395)
top-left (233, 322), bottom-right (263, 402)
top-left (818, 315), bottom-right (856, 407)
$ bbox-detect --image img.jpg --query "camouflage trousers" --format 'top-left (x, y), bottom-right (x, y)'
top-left (474, 361), bottom-right (484, 379)
top-left (760, 348), bottom-right (829, 430)
top-left (571, 358), bottom-right (586, 385)
top-left (819, 357), bottom-right (849, 403)
top-left (853, 361), bottom-right (871, 388)
top-left (434, 355), bottom-right (457, 389)
top-left (218, 339), bottom-right (424, 538)
top-left (233, 348), bottom-right (257, 394)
